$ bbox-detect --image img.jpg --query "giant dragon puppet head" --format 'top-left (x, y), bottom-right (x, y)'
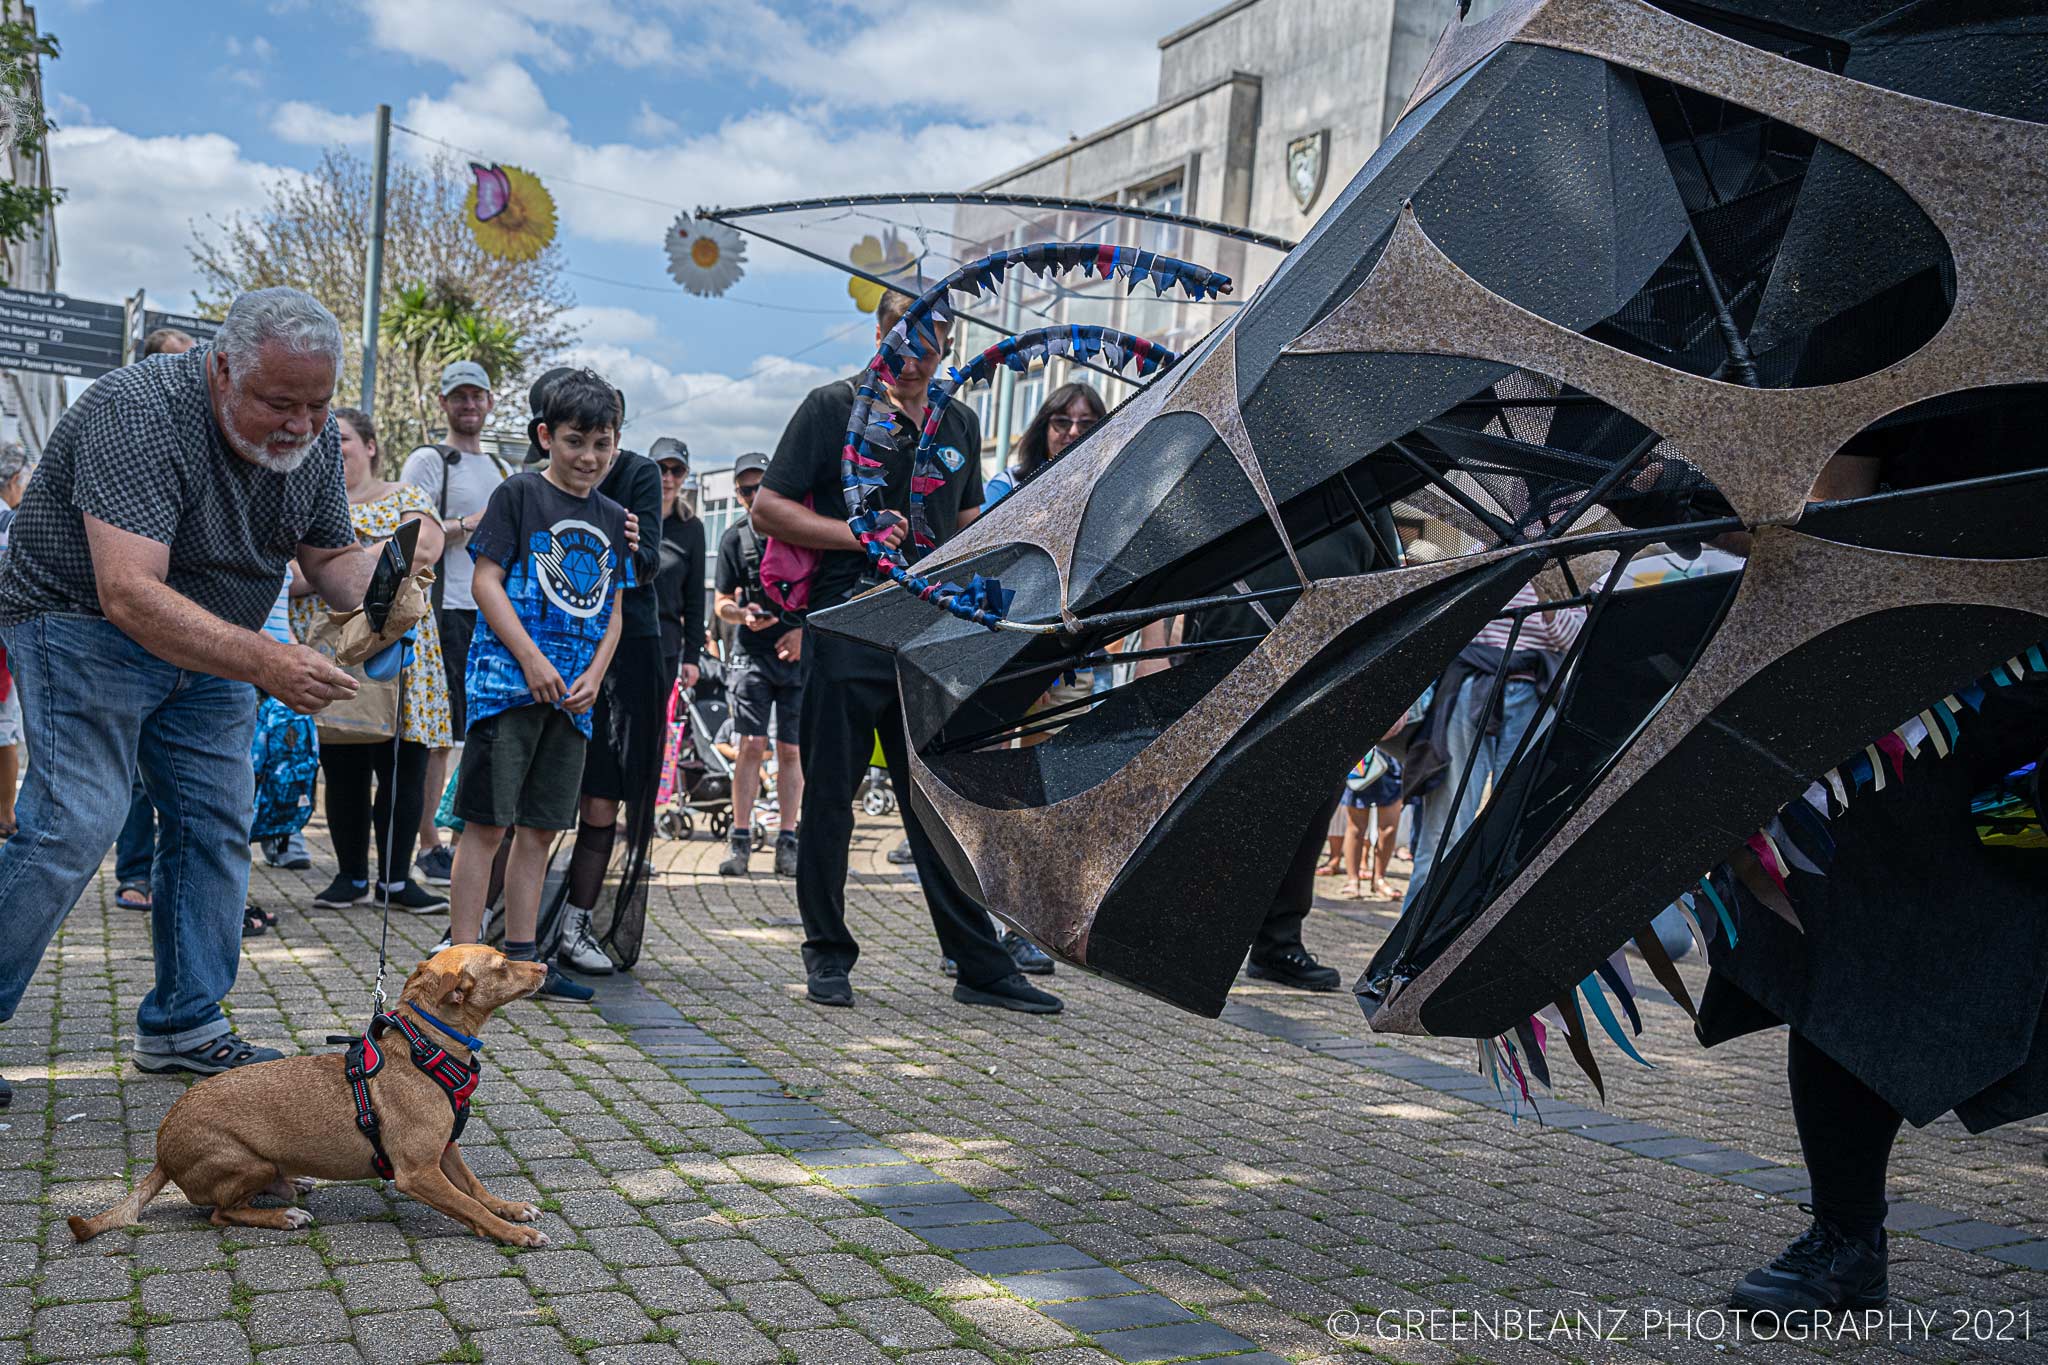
top-left (815, 0), bottom-right (2048, 1048)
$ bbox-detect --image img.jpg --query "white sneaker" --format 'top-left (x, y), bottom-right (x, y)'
top-left (559, 907), bottom-right (614, 976)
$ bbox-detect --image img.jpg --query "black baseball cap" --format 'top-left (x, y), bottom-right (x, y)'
top-left (732, 451), bottom-right (770, 479)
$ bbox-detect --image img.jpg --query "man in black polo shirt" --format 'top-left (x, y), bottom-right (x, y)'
top-left (751, 293), bottom-right (1061, 1014)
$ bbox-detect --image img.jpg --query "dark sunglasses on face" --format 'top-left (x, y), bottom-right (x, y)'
top-left (659, 462), bottom-right (687, 478)
top-left (735, 481), bottom-right (762, 498)
top-left (1048, 415), bottom-right (1096, 436)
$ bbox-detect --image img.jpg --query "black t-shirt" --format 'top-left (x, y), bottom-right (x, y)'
top-left (762, 375), bottom-right (985, 611)
top-left (655, 510), bottom-right (706, 669)
top-left (1182, 510), bottom-right (1382, 646)
top-left (597, 450), bottom-right (664, 640)
top-left (716, 517), bottom-right (796, 658)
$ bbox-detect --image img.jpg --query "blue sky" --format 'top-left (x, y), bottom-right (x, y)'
top-left (38, 0), bottom-right (1218, 457)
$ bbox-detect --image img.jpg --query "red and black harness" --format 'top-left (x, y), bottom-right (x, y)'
top-left (341, 1009), bottom-right (480, 1179)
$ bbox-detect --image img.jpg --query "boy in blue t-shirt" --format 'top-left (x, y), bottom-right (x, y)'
top-left (449, 369), bottom-right (634, 1000)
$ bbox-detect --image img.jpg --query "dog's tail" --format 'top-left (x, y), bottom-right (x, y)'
top-left (68, 1163), bottom-right (169, 1241)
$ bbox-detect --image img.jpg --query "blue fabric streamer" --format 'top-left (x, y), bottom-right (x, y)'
top-left (1699, 875), bottom-right (1737, 947)
top-left (1578, 974), bottom-right (1651, 1067)
top-left (1593, 959), bottom-right (1642, 1036)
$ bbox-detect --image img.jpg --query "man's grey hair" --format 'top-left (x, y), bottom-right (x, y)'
top-left (213, 287), bottom-right (345, 376)
top-left (0, 442), bottom-right (28, 485)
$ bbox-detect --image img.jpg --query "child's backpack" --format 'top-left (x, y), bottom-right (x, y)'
top-left (250, 695), bottom-right (319, 844)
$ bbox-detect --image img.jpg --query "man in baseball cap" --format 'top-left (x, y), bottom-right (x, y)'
top-left (399, 359), bottom-right (510, 889)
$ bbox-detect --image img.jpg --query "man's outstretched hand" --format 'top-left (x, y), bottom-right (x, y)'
top-left (264, 644), bottom-right (360, 715)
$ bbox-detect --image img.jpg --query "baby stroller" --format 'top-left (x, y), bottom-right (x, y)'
top-left (653, 666), bottom-right (782, 846)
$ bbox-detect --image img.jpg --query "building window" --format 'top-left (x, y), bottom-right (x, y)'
top-left (1127, 174), bottom-right (1185, 257)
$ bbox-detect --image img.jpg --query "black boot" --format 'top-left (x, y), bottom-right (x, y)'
top-left (1731, 1211), bottom-right (1887, 1316)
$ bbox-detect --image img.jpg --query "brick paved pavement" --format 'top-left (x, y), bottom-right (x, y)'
top-left (0, 811), bottom-right (2043, 1364)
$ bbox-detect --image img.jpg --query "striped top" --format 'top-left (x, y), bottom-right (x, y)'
top-left (1474, 584), bottom-right (1584, 655)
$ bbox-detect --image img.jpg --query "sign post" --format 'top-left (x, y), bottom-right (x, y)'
top-left (0, 286), bottom-right (127, 380)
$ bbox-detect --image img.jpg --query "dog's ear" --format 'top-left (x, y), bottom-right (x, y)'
top-left (443, 969), bottom-right (476, 1008)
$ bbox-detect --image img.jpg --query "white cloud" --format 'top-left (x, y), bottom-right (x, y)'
top-left (272, 100), bottom-right (375, 147)
top-left (352, 0), bottom-right (674, 72)
top-left (568, 336), bottom-right (860, 459)
top-left (699, 0), bottom-right (1216, 132)
top-left (49, 124), bottom-right (297, 310)
top-left (631, 100), bottom-right (678, 141)
top-left (562, 303), bottom-right (659, 346)
top-left (47, 92), bottom-right (92, 126)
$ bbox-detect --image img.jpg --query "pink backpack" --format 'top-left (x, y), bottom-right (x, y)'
top-left (751, 494), bottom-right (819, 614)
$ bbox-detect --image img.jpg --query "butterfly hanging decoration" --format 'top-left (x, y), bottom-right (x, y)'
top-left (465, 163), bottom-right (557, 263)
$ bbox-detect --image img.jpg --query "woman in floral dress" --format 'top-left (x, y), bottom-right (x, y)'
top-left (291, 407), bottom-right (451, 913)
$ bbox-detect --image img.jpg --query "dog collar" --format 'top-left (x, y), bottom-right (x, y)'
top-left (406, 1004), bottom-right (484, 1053)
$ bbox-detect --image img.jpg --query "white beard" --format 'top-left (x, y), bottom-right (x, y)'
top-left (221, 391), bottom-right (318, 472)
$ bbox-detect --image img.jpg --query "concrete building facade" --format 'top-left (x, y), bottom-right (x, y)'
top-left (964, 0), bottom-right (1457, 462)
top-left (0, 0), bottom-right (62, 456)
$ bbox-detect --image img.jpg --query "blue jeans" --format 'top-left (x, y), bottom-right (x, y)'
top-left (0, 614), bottom-right (256, 1050)
top-left (114, 785), bottom-right (155, 886)
top-left (1407, 675), bottom-right (1541, 909)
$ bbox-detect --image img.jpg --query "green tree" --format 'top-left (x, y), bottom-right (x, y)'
top-left (189, 147), bottom-right (577, 469)
top-left (0, 18), bottom-right (64, 288)
top-left (381, 278), bottom-right (525, 449)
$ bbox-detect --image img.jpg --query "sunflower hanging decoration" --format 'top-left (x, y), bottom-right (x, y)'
top-left (666, 212), bottom-right (747, 297)
top-left (465, 163), bottom-right (557, 263)
top-left (847, 230), bottom-right (919, 313)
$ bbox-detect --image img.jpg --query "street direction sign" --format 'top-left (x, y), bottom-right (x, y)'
top-left (143, 310), bottom-right (221, 343)
top-left (0, 289), bottom-right (125, 378)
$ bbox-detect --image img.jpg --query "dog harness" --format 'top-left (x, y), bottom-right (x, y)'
top-left (342, 1009), bottom-right (480, 1179)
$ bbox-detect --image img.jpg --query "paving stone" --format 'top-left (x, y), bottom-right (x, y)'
top-left (437, 1276), bottom-right (548, 1331)
top-left (956, 1245), bottom-right (1102, 1276)
top-left (772, 1326), bottom-right (893, 1364)
top-left (730, 1278), bottom-right (838, 1328)
top-left (952, 1297), bottom-right (1076, 1350)
top-left (145, 1319), bottom-right (256, 1365)
top-left (551, 1290), bottom-right (657, 1346)
top-left (785, 1252), bottom-right (891, 1300)
top-left (843, 1296), bottom-right (957, 1349)
top-left (1089, 1320), bottom-right (1257, 1362)
top-left (235, 1246), bottom-right (335, 1292)
top-left (248, 1290), bottom-right (350, 1347)
top-left (258, 1346), bottom-right (368, 1365)
top-left (994, 1267), bottom-right (1148, 1303)
top-left (348, 1310), bottom-right (459, 1365)
top-left (914, 1220), bottom-right (1057, 1251)
top-left (33, 1300), bottom-right (136, 1359)
top-left (338, 1261), bottom-right (437, 1312)
top-left (1042, 1294), bottom-right (1195, 1334)
top-left (661, 1309), bottom-right (778, 1363)
top-left (683, 1236), bottom-right (785, 1283)
top-left (878, 1253), bottom-right (997, 1300)
top-left (517, 1249), bottom-right (616, 1293)
top-left (1918, 1220), bottom-right (2033, 1251)
top-left (140, 1267), bottom-right (238, 1321)
top-left (35, 1257), bottom-right (130, 1302)
top-left (583, 1224), bottom-right (684, 1267)
top-left (621, 1264), bottom-right (726, 1313)
top-left (466, 1325), bottom-right (574, 1362)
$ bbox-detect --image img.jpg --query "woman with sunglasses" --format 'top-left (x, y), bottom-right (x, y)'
top-left (982, 381), bottom-right (1106, 510)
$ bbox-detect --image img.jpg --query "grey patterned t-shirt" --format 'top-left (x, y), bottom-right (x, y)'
top-left (0, 346), bottom-right (354, 632)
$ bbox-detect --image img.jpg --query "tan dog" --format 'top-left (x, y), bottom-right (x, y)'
top-left (70, 945), bottom-right (549, 1245)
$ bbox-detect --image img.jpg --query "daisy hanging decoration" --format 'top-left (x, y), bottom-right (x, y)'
top-left (465, 164), bottom-right (557, 262)
top-left (666, 213), bottom-right (747, 297)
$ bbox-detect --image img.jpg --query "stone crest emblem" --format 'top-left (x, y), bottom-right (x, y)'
top-left (1287, 129), bottom-right (1330, 213)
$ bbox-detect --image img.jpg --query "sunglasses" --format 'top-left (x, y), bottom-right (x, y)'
top-left (658, 463), bottom-right (688, 477)
top-left (1048, 415), bottom-right (1097, 436)
top-left (735, 481), bottom-right (762, 498)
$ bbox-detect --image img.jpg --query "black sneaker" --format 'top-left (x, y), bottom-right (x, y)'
top-left (535, 966), bottom-right (595, 1002)
top-left (954, 972), bottom-right (1063, 1015)
top-left (0, 1074), bottom-right (11, 1107)
top-left (807, 971), bottom-right (854, 1007)
top-left (415, 844), bottom-right (455, 886)
top-left (886, 838), bottom-right (916, 865)
top-left (1731, 1212), bottom-right (1887, 1317)
top-left (312, 876), bottom-right (369, 909)
top-left (774, 830), bottom-right (799, 878)
top-left (719, 838), bottom-right (751, 877)
top-left (377, 880), bottom-right (450, 914)
top-left (1245, 948), bottom-right (1341, 992)
top-left (133, 1033), bottom-right (285, 1076)
top-left (1001, 930), bottom-right (1055, 976)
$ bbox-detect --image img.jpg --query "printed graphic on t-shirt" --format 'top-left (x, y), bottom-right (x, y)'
top-left (533, 520), bottom-right (615, 617)
top-left (462, 472), bottom-right (633, 737)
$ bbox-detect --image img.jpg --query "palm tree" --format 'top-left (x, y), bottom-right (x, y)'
top-left (381, 278), bottom-right (526, 461)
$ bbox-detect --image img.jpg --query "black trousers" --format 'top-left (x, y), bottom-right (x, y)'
top-left (1253, 789), bottom-right (1345, 962)
top-left (321, 737), bottom-right (428, 884)
top-left (1789, 1030), bottom-right (1902, 1240)
top-left (794, 629), bottom-right (1013, 987)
